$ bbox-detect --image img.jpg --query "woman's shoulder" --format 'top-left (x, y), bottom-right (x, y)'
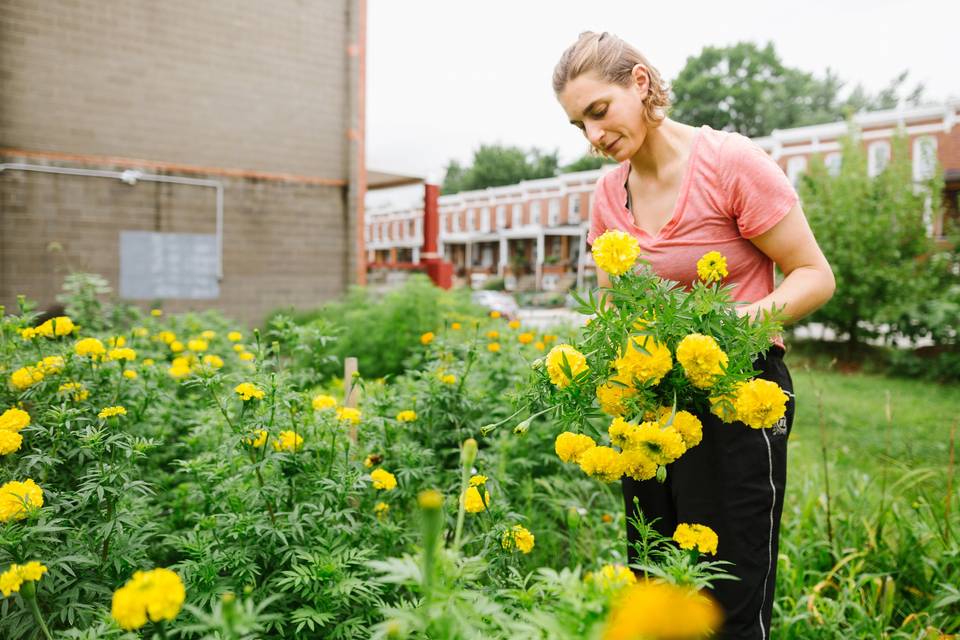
top-left (590, 162), bottom-right (629, 204)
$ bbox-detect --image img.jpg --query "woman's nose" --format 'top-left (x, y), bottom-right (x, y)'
top-left (585, 123), bottom-right (604, 148)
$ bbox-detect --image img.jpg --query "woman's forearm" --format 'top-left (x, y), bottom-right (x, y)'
top-left (740, 265), bottom-right (836, 326)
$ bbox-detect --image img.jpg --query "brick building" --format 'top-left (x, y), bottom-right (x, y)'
top-left (0, 0), bottom-right (412, 327)
top-left (366, 100), bottom-right (960, 291)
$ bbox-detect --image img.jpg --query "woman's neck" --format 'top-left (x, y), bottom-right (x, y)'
top-left (628, 118), bottom-right (694, 180)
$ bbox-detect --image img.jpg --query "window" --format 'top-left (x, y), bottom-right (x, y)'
top-left (786, 156), bottom-right (807, 186)
top-left (452, 212), bottom-right (460, 233)
top-left (511, 204), bottom-right (522, 228)
top-left (496, 205), bottom-right (507, 229)
top-left (548, 199), bottom-right (561, 226)
top-left (466, 209), bottom-right (476, 231)
top-left (530, 201), bottom-right (542, 225)
top-left (480, 207), bottom-right (491, 232)
top-left (913, 136), bottom-right (938, 181)
top-left (568, 193), bottom-right (581, 223)
top-left (824, 152), bottom-right (842, 177)
top-left (868, 141), bottom-right (891, 177)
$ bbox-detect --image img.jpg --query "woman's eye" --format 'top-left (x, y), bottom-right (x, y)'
top-left (593, 109), bottom-right (607, 118)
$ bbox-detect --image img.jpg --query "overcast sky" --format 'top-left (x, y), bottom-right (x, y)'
top-left (366, 0), bottom-right (958, 205)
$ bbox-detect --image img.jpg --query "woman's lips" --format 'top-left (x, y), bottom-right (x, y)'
top-left (606, 137), bottom-right (621, 153)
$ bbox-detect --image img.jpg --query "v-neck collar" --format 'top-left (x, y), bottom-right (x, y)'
top-left (621, 125), bottom-right (704, 241)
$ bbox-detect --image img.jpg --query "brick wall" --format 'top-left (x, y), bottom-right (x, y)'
top-left (0, 0), bottom-right (361, 327)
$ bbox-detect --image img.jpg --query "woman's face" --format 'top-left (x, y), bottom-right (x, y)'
top-left (557, 65), bottom-right (650, 162)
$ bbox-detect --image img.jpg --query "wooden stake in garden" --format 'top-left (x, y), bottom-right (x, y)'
top-left (344, 356), bottom-right (360, 443)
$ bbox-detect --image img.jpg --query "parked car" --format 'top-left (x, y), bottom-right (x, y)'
top-left (471, 290), bottom-right (519, 320)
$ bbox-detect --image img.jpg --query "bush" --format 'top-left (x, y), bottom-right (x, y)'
top-left (269, 275), bottom-right (484, 380)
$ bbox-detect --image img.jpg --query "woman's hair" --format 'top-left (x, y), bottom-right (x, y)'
top-left (552, 31), bottom-right (671, 128)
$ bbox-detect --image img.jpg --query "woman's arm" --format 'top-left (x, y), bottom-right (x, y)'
top-left (738, 201), bottom-right (836, 325)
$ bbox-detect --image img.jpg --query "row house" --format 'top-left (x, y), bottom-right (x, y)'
top-left (366, 100), bottom-right (960, 291)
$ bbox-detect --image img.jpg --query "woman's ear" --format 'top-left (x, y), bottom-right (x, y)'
top-left (632, 63), bottom-right (650, 100)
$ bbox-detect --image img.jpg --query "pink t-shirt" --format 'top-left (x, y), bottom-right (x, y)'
top-left (588, 124), bottom-right (798, 348)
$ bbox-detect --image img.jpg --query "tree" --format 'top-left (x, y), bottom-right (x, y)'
top-left (561, 154), bottom-right (617, 173)
top-left (799, 125), bottom-right (952, 353)
top-left (441, 145), bottom-right (559, 194)
top-left (670, 42), bottom-right (928, 138)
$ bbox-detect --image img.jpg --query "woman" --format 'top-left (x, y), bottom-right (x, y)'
top-left (553, 32), bottom-right (835, 639)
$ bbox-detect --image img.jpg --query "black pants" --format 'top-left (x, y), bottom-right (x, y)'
top-left (622, 346), bottom-right (795, 640)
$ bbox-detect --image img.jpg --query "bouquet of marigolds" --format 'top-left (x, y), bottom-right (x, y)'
top-left (498, 230), bottom-right (790, 484)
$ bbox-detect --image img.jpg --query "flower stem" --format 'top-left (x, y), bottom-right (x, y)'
top-left (23, 583), bottom-right (53, 640)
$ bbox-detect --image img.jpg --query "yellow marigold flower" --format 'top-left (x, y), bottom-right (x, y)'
top-left (546, 344), bottom-right (589, 388)
top-left (518, 332), bottom-right (535, 345)
top-left (658, 409), bottom-right (704, 448)
top-left (108, 336), bottom-right (126, 348)
top-left (469, 474), bottom-right (487, 487)
top-left (374, 501), bottom-right (390, 520)
top-left (673, 523), bottom-right (719, 555)
top-left (142, 358), bottom-right (155, 367)
top-left (487, 342), bottom-right (501, 353)
top-left (585, 564), bottom-right (636, 594)
top-left (621, 449), bottom-right (657, 481)
top-left (534, 341), bottom-right (546, 351)
top-left (418, 489), bottom-right (444, 509)
top-left (0, 430), bottom-right (23, 456)
top-left (10, 366), bottom-right (43, 391)
top-left (614, 335), bottom-right (672, 386)
top-left (489, 311), bottom-right (501, 319)
top-left (201, 330), bottom-right (216, 340)
top-left (168, 357), bottom-right (192, 379)
top-left (627, 422), bottom-right (686, 466)
top-left (420, 331), bottom-right (435, 345)
top-left (150, 308), bottom-right (163, 316)
top-left (238, 351), bottom-right (255, 362)
top-left (555, 431), bottom-right (597, 464)
top-left (38, 316), bottom-right (75, 337)
top-left (709, 392), bottom-right (739, 423)
top-left (57, 382), bottom-right (89, 401)
top-left (543, 334), bottom-right (558, 344)
top-left (37, 355), bottom-right (65, 375)
top-left (336, 406), bottom-right (362, 424)
top-left (608, 417), bottom-right (640, 449)
top-left (272, 430), bottom-right (304, 452)
top-left (98, 405), bottom-right (127, 419)
top-left (312, 394), bottom-right (337, 410)
top-left (244, 429), bottom-right (267, 448)
top-left (596, 376), bottom-right (637, 417)
top-left (370, 468), bottom-right (397, 491)
top-left (462, 486), bottom-right (490, 513)
top-left (19, 326), bottom-right (37, 340)
top-left (451, 322), bottom-right (462, 330)
top-left (187, 339), bottom-right (208, 352)
top-left (0, 407), bottom-right (31, 432)
top-left (154, 331), bottom-right (176, 344)
top-left (501, 524), bottom-right (535, 554)
top-left (733, 378), bottom-right (788, 429)
top-left (223, 331), bottom-right (241, 342)
top-left (508, 320), bottom-right (521, 329)
top-left (441, 373), bottom-right (457, 385)
top-left (234, 382), bottom-right (265, 401)
top-left (0, 479), bottom-right (44, 522)
top-left (603, 579), bottom-right (722, 640)
top-left (201, 354), bottom-right (224, 369)
top-left (591, 230), bottom-right (641, 276)
top-left (486, 330), bottom-right (500, 339)
top-left (122, 369), bottom-right (138, 380)
top-left (396, 410), bottom-right (417, 422)
top-left (133, 327), bottom-right (149, 337)
top-left (111, 567), bottom-right (185, 631)
top-left (17, 561), bottom-right (48, 582)
top-left (676, 333), bottom-right (728, 389)
top-left (697, 250), bottom-right (729, 283)
top-left (578, 446), bottom-right (624, 482)
top-left (169, 340), bottom-right (184, 353)
top-left (363, 453), bottom-right (382, 468)
top-left (0, 566), bottom-right (22, 597)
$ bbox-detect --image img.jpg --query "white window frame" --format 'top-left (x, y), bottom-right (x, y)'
top-left (868, 141), bottom-right (891, 178)
top-left (912, 135), bottom-right (938, 182)
top-left (496, 205), bottom-right (507, 229)
top-left (452, 212), bottom-right (460, 233)
top-left (511, 204), bottom-right (522, 228)
top-left (824, 152), bottom-right (842, 177)
top-left (547, 198), bottom-right (561, 226)
top-left (568, 193), bottom-right (581, 223)
top-left (530, 200), bottom-right (542, 226)
top-left (480, 207), bottom-right (491, 233)
top-left (786, 156), bottom-right (807, 186)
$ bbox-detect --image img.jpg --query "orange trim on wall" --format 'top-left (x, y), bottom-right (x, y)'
top-left (0, 147), bottom-right (348, 186)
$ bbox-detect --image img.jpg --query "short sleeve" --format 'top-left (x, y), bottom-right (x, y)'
top-left (586, 172), bottom-right (613, 245)
top-left (722, 133), bottom-right (799, 238)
